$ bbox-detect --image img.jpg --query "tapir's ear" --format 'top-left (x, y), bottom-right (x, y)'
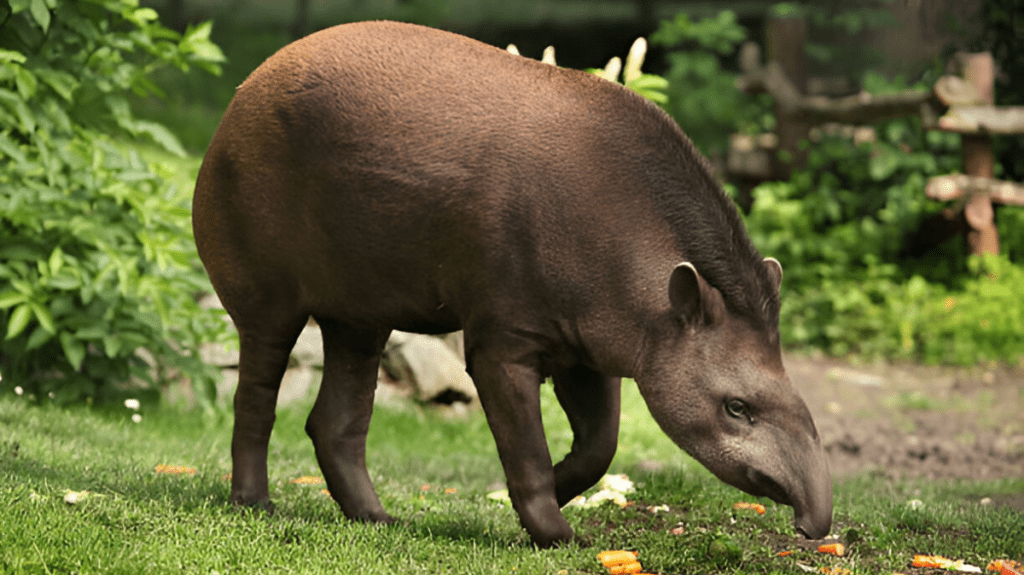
top-left (763, 257), bottom-right (783, 293)
top-left (669, 262), bottom-right (724, 325)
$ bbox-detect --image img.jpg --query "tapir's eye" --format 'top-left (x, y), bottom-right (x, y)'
top-left (725, 399), bottom-right (748, 419)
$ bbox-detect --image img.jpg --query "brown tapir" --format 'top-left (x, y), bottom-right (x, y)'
top-left (192, 20), bottom-right (832, 547)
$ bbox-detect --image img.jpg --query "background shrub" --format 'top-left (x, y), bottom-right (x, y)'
top-left (0, 0), bottom-right (230, 406)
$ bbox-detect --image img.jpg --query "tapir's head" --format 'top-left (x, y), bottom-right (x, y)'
top-left (636, 258), bottom-right (832, 539)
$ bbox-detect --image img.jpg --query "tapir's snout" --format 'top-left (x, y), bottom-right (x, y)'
top-left (751, 426), bottom-right (833, 540)
top-left (790, 449), bottom-right (833, 539)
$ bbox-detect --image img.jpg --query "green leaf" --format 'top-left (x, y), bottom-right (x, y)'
top-left (134, 120), bottom-right (186, 157)
top-left (132, 7), bottom-right (159, 22)
top-left (14, 65), bottom-right (37, 100)
top-left (59, 332), bottom-right (86, 371)
top-left (183, 20), bottom-right (213, 43)
top-left (0, 49), bottom-right (27, 64)
top-left (48, 247), bottom-right (64, 276)
top-left (6, 303), bottom-right (33, 339)
top-left (25, 325), bottom-right (52, 350)
top-left (0, 289), bottom-right (27, 309)
top-left (0, 88), bottom-right (36, 134)
top-left (47, 274), bottom-right (82, 290)
top-left (0, 131), bottom-right (28, 165)
top-left (102, 334), bottom-right (122, 357)
top-left (29, 301), bottom-right (55, 334)
top-left (9, 0), bottom-right (30, 13)
top-left (29, 0), bottom-right (51, 32)
top-left (35, 68), bottom-right (78, 102)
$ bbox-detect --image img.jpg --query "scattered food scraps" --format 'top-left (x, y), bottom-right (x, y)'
top-left (778, 550), bottom-right (795, 557)
top-left (818, 543), bottom-right (846, 557)
top-left (291, 476), bottom-right (324, 485)
top-left (818, 567), bottom-right (852, 575)
top-left (988, 560), bottom-right (1024, 575)
top-left (320, 489), bottom-right (331, 496)
top-left (63, 490), bottom-right (90, 505)
top-left (587, 489), bottom-right (629, 508)
top-left (669, 525), bottom-right (686, 536)
top-left (912, 555), bottom-right (982, 573)
top-left (154, 464), bottom-right (196, 475)
top-left (599, 474), bottom-right (635, 494)
top-left (598, 550), bottom-right (642, 575)
top-left (444, 487), bottom-right (457, 494)
top-left (486, 489), bottom-right (511, 504)
top-left (564, 474), bottom-right (637, 509)
top-left (734, 501), bottom-right (767, 514)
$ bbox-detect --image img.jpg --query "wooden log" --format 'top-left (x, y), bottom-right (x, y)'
top-left (934, 105), bottom-right (1024, 135)
top-left (737, 59), bottom-right (934, 126)
top-left (926, 174), bottom-right (1024, 206)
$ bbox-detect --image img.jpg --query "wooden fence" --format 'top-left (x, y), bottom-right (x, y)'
top-left (727, 15), bottom-right (1024, 257)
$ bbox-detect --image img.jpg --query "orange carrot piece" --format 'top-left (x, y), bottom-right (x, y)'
top-left (913, 555), bottom-right (947, 568)
top-left (598, 550), bottom-right (638, 566)
top-left (733, 501), bottom-right (767, 514)
top-left (608, 563), bottom-right (642, 575)
top-left (154, 464), bottom-right (196, 475)
top-left (818, 543), bottom-right (846, 556)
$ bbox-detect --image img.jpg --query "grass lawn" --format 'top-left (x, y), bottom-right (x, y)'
top-left (1, 380), bottom-right (1021, 574)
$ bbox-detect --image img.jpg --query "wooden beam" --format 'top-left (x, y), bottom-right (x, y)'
top-left (926, 174), bottom-right (1024, 206)
top-left (934, 105), bottom-right (1024, 135)
top-left (737, 59), bottom-right (934, 126)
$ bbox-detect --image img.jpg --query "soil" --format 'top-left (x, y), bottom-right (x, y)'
top-left (784, 353), bottom-right (1024, 489)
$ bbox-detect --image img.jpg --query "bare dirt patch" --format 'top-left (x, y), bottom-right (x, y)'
top-left (785, 353), bottom-right (1024, 483)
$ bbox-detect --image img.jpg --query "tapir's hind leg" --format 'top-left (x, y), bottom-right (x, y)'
top-left (552, 366), bottom-right (621, 507)
top-left (231, 317), bottom-right (308, 509)
top-left (305, 318), bottom-right (394, 523)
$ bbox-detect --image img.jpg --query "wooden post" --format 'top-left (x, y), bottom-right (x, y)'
top-left (291, 0), bottom-right (311, 40)
top-left (766, 14), bottom-right (809, 176)
top-left (959, 52), bottom-right (999, 256)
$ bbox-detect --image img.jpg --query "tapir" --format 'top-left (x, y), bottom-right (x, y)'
top-left (192, 20), bottom-right (832, 547)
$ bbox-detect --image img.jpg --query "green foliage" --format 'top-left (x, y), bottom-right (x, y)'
top-left (743, 75), bottom-right (1024, 364)
top-left (650, 11), bottom-right (768, 157)
top-left (0, 0), bottom-right (230, 405)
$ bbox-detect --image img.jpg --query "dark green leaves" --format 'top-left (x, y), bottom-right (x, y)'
top-left (0, 0), bottom-right (230, 405)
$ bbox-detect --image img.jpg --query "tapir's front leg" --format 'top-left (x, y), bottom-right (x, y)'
top-left (552, 366), bottom-right (621, 506)
top-left (465, 331), bottom-right (574, 548)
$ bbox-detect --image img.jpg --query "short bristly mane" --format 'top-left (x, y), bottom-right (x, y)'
top-left (622, 90), bottom-right (780, 328)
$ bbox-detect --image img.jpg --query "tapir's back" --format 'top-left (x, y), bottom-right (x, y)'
top-left (194, 21), bottom-right (697, 333)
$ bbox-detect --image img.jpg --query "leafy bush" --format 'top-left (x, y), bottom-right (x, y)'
top-left (743, 75), bottom-right (1024, 365)
top-left (650, 11), bottom-right (769, 157)
top-left (0, 0), bottom-right (230, 405)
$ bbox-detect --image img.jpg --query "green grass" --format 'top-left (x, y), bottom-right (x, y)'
top-left (1, 381), bottom-right (1021, 574)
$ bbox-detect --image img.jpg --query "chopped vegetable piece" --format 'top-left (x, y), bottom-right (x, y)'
top-left (818, 543), bottom-right (846, 556)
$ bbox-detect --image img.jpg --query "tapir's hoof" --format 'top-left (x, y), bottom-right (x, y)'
top-left (342, 507), bottom-right (396, 525)
top-left (230, 497), bottom-right (275, 515)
